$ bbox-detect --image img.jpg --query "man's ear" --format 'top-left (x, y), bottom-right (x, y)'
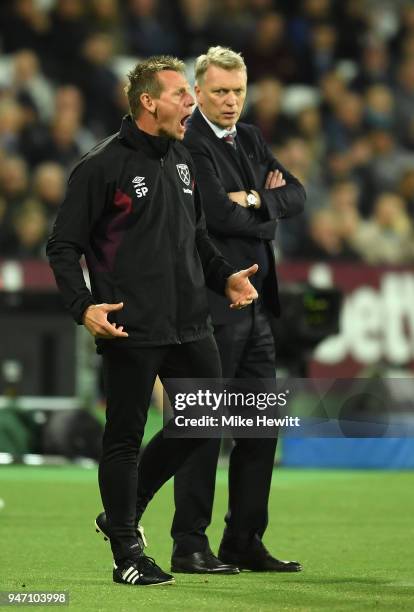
top-left (194, 84), bottom-right (202, 104)
top-left (140, 92), bottom-right (157, 114)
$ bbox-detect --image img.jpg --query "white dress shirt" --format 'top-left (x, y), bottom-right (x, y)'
top-left (199, 109), bottom-right (237, 140)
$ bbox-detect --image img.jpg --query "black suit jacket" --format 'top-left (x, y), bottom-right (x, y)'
top-left (184, 107), bottom-right (306, 324)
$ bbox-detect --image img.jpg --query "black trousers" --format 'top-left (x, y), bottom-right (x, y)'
top-left (172, 301), bottom-right (277, 555)
top-left (98, 335), bottom-right (221, 563)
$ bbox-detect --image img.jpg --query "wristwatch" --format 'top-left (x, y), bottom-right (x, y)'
top-left (246, 191), bottom-right (258, 209)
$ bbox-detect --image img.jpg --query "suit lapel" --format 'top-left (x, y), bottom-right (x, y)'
top-left (189, 108), bottom-right (255, 189)
top-left (236, 129), bottom-right (257, 188)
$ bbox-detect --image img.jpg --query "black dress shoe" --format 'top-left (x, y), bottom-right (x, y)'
top-left (218, 539), bottom-right (302, 572)
top-left (171, 550), bottom-right (240, 574)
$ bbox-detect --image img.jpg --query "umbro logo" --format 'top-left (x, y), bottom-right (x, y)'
top-left (132, 175), bottom-right (148, 198)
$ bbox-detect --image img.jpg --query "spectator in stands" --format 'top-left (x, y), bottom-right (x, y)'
top-left (328, 179), bottom-right (360, 215)
top-left (276, 136), bottom-right (327, 257)
top-left (76, 31), bottom-right (122, 138)
top-left (8, 199), bottom-right (48, 259)
top-left (295, 207), bottom-right (360, 261)
top-left (53, 85), bottom-right (96, 154)
top-left (174, 0), bottom-right (215, 59)
top-left (23, 109), bottom-right (82, 170)
top-left (364, 84), bottom-right (395, 133)
top-left (47, 0), bottom-right (90, 82)
top-left (325, 153), bottom-right (348, 182)
top-left (0, 195), bottom-right (12, 255)
top-left (319, 70), bottom-right (347, 114)
top-left (336, 0), bottom-right (369, 61)
top-left (327, 179), bottom-right (368, 252)
top-left (207, 0), bottom-right (251, 51)
top-left (364, 125), bottom-right (414, 204)
top-left (243, 77), bottom-right (295, 145)
top-left (54, 84), bottom-right (83, 117)
top-left (243, 11), bottom-right (299, 83)
top-left (10, 49), bottom-right (54, 122)
top-left (248, 0), bottom-right (278, 18)
top-left (324, 91), bottom-right (364, 154)
top-left (89, 0), bottom-right (125, 55)
top-left (0, 156), bottom-right (29, 209)
top-left (0, 0), bottom-right (49, 58)
top-left (0, 154), bottom-right (30, 255)
top-left (295, 105), bottom-right (326, 165)
top-left (0, 99), bottom-right (25, 156)
top-left (391, 1), bottom-right (414, 60)
top-left (336, 205), bottom-right (363, 255)
top-left (350, 193), bottom-right (414, 264)
top-left (298, 21), bottom-right (339, 85)
top-left (21, 84), bottom-right (95, 168)
top-left (277, 136), bottom-right (326, 210)
top-left (351, 39), bottom-right (392, 92)
top-left (400, 31), bottom-right (414, 60)
top-left (394, 57), bottom-right (414, 150)
top-left (289, 0), bottom-right (334, 55)
top-left (397, 167), bottom-right (414, 216)
top-left (124, 0), bottom-right (180, 57)
top-left (32, 162), bottom-right (66, 227)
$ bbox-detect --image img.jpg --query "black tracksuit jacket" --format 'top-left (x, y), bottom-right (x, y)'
top-left (46, 115), bottom-right (236, 349)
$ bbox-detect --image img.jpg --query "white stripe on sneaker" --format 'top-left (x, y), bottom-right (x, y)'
top-left (122, 567), bottom-right (135, 581)
top-left (126, 570), bottom-right (139, 583)
top-left (131, 573), bottom-right (142, 584)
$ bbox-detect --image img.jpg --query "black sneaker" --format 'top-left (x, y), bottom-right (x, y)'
top-left (95, 512), bottom-right (147, 548)
top-left (113, 557), bottom-right (175, 586)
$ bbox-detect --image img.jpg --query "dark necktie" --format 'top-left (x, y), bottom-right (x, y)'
top-left (223, 133), bottom-right (237, 150)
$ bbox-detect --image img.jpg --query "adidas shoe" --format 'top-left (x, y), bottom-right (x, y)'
top-left (95, 512), bottom-right (148, 548)
top-left (113, 557), bottom-right (175, 586)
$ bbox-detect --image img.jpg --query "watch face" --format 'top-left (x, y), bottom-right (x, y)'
top-left (247, 194), bottom-right (256, 206)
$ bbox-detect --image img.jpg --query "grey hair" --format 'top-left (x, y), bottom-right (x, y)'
top-left (195, 46), bottom-right (247, 83)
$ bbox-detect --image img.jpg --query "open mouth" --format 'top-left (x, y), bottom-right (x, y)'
top-left (180, 114), bottom-right (191, 128)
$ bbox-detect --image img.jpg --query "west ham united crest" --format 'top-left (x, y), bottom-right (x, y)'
top-left (176, 163), bottom-right (190, 186)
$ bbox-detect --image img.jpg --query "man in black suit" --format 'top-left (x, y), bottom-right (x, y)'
top-left (171, 47), bottom-right (306, 574)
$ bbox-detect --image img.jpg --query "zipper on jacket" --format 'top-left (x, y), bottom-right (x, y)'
top-left (159, 154), bottom-right (182, 343)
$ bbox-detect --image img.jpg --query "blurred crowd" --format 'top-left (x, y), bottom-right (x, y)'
top-left (0, 0), bottom-right (413, 264)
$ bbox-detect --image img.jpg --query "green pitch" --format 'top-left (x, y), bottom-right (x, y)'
top-left (1, 466), bottom-right (413, 611)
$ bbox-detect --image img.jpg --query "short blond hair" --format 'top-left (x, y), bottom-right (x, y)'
top-left (195, 46), bottom-right (247, 84)
top-left (125, 55), bottom-right (186, 118)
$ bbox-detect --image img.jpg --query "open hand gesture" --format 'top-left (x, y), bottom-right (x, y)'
top-left (83, 302), bottom-right (128, 339)
top-left (225, 264), bottom-right (259, 310)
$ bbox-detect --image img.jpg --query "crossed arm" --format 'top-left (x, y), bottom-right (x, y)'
top-left (228, 169), bottom-right (287, 208)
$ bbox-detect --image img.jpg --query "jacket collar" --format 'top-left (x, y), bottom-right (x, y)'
top-left (118, 114), bottom-right (172, 158)
top-left (188, 107), bottom-right (239, 140)
top-left (198, 109), bottom-right (237, 139)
